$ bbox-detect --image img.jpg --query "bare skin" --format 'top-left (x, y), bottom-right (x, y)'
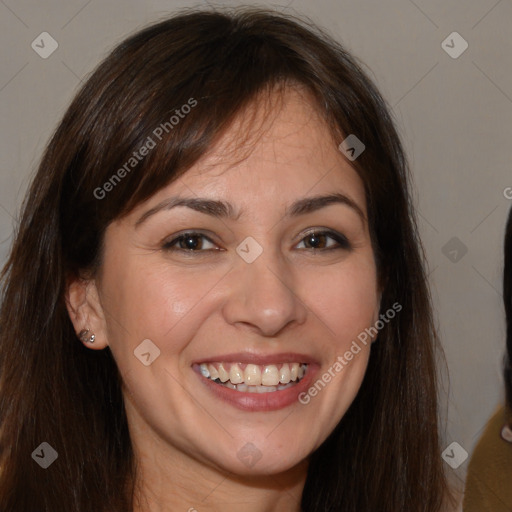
top-left (67, 87), bottom-right (380, 512)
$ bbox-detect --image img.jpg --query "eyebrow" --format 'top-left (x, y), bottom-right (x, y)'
top-left (135, 192), bottom-right (366, 227)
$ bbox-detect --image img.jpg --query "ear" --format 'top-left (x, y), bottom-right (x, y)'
top-left (65, 276), bottom-right (109, 350)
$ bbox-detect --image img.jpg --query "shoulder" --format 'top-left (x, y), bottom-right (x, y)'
top-left (463, 405), bottom-right (512, 512)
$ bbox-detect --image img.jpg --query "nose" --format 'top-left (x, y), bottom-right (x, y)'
top-left (221, 250), bottom-right (308, 337)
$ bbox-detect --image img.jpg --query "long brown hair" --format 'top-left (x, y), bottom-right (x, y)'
top-left (0, 7), bottom-right (452, 511)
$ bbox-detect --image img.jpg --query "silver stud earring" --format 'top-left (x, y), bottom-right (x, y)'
top-left (79, 329), bottom-right (95, 344)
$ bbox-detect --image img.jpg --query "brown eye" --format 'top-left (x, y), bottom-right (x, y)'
top-left (163, 232), bottom-right (218, 252)
top-left (304, 233), bottom-right (328, 249)
top-left (296, 230), bottom-right (351, 251)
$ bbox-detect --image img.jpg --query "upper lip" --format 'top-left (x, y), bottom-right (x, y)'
top-left (191, 351), bottom-right (319, 366)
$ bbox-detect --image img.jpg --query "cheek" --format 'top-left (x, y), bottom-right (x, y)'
top-left (298, 257), bottom-right (379, 344)
top-left (99, 257), bottom-right (223, 355)
top-left (99, 260), bottom-right (222, 420)
top-left (298, 261), bottom-right (378, 432)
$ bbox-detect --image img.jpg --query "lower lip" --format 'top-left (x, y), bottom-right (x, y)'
top-left (194, 365), bottom-right (319, 412)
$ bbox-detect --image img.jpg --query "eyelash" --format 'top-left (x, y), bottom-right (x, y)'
top-left (161, 230), bottom-right (351, 254)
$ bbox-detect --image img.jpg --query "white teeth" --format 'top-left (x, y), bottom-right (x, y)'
top-left (209, 365), bottom-right (220, 380)
top-left (245, 364), bottom-right (262, 385)
top-left (290, 363), bottom-right (299, 381)
top-left (256, 385), bottom-right (276, 393)
top-left (237, 383), bottom-right (248, 392)
top-left (200, 363), bottom-right (209, 378)
top-left (198, 362), bottom-right (308, 390)
top-left (235, 382), bottom-right (293, 393)
top-left (279, 363), bottom-right (291, 384)
top-left (229, 363), bottom-right (243, 384)
top-left (261, 365), bottom-right (279, 386)
top-left (217, 363), bottom-right (229, 383)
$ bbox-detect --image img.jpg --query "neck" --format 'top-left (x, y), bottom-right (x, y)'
top-left (130, 434), bottom-right (308, 512)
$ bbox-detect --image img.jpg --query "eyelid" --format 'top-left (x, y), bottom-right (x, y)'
top-left (161, 228), bottom-right (351, 254)
top-left (294, 228), bottom-right (351, 250)
top-left (161, 230), bottom-right (221, 251)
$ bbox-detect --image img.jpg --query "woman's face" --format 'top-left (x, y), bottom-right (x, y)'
top-left (74, 89), bottom-right (380, 476)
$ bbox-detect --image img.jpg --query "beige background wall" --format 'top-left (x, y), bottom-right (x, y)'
top-left (1, 0), bottom-right (511, 493)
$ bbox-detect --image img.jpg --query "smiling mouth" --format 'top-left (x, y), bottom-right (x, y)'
top-left (195, 362), bottom-right (309, 393)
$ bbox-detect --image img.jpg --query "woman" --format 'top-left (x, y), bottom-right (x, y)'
top-left (0, 8), bottom-right (455, 511)
top-left (463, 207), bottom-right (512, 511)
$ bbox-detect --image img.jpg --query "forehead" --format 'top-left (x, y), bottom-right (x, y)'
top-left (137, 87), bottom-right (367, 219)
